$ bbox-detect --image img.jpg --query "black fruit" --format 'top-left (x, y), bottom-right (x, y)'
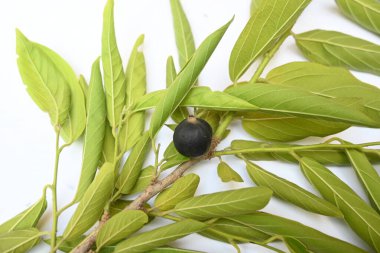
top-left (173, 116), bottom-right (213, 157)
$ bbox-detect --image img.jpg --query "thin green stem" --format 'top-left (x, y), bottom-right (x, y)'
top-left (249, 31), bottom-right (290, 85)
top-left (214, 112), bottom-right (235, 140)
top-left (57, 200), bottom-right (75, 217)
top-left (49, 128), bottom-right (63, 253)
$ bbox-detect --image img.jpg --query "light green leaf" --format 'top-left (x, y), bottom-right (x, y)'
top-left (37, 41), bottom-right (86, 143)
top-left (146, 247), bottom-right (205, 253)
top-left (225, 83), bottom-right (378, 127)
top-left (241, 111), bottom-right (349, 142)
top-left (149, 18), bottom-right (232, 137)
top-left (44, 236), bottom-right (85, 253)
top-left (245, 161), bottom-right (342, 217)
top-left (300, 157), bottom-right (380, 251)
top-left (166, 56), bottom-right (189, 123)
top-left (0, 194), bottom-right (47, 233)
top-left (198, 110), bottom-right (220, 133)
top-left (119, 35), bottom-right (147, 152)
top-left (63, 162), bottom-right (114, 241)
top-left (229, 213), bottom-right (366, 253)
top-left (73, 58), bottom-right (107, 202)
top-left (170, 0), bottom-right (196, 68)
top-left (345, 142), bottom-right (380, 213)
top-left (163, 142), bottom-right (180, 160)
top-left (200, 218), bottom-right (270, 244)
top-left (102, 0), bottom-right (126, 128)
top-left (16, 29), bottom-right (71, 126)
top-left (155, 174), bottom-right (200, 211)
top-left (232, 139), bottom-right (380, 165)
top-left (174, 187), bottom-right (272, 220)
top-left (101, 123), bottom-right (116, 164)
top-left (217, 161), bottom-right (243, 183)
top-left (229, 0), bottom-right (311, 81)
top-left (114, 219), bottom-right (207, 253)
top-left (0, 228), bottom-right (41, 253)
top-left (336, 0), bottom-right (380, 35)
top-left (160, 154), bottom-right (188, 171)
top-left (134, 86), bottom-right (258, 112)
top-left (130, 166), bottom-right (155, 194)
top-left (78, 75), bottom-right (88, 102)
top-left (96, 210), bottom-right (148, 249)
top-left (294, 29), bottom-right (380, 75)
top-left (284, 237), bottom-right (313, 253)
top-left (116, 133), bottom-right (150, 194)
top-left (109, 200), bottom-right (151, 217)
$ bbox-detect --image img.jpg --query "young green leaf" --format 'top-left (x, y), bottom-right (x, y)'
top-left (37, 41), bottom-right (86, 143)
top-left (102, 0), bottom-right (126, 128)
top-left (241, 111), bottom-right (349, 142)
top-left (200, 218), bottom-right (270, 244)
top-left (16, 30), bottom-right (71, 126)
top-left (113, 219), bottom-right (207, 253)
top-left (0, 194), bottom-right (47, 233)
top-left (73, 58), bottom-right (107, 202)
top-left (101, 122), bottom-right (116, 164)
top-left (336, 0), bottom-right (380, 35)
top-left (154, 173), bottom-right (200, 211)
top-left (119, 35), bottom-right (147, 152)
top-left (0, 228), bottom-right (41, 253)
top-left (170, 0), bottom-right (196, 68)
top-left (225, 83), bottom-right (378, 127)
top-left (116, 132), bottom-right (150, 194)
top-left (294, 29), bottom-right (380, 75)
top-left (146, 247), bottom-right (205, 253)
top-left (245, 161), bottom-right (342, 217)
top-left (149, 18), bottom-right (232, 137)
top-left (166, 56), bottom-right (189, 123)
top-left (63, 162), bottom-right (114, 241)
top-left (229, 0), bottom-right (311, 81)
top-left (217, 161), bottom-right (243, 183)
top-left (229, 213), bottom-right (366, 253)
top-left (174, 187), bottom-right (272, 220)
top-left (300, 157), bottom-right (380, 251)
top-left (129, 166), bottom-right (155, 194)
top-left (344, 142), bottom-right (380, 212)
top-left (134, 86), bottom-right (258, 112)
top-left (96, 210), bottom-right (148, 250)
top-left (232, 139), bottom-right (380, 165)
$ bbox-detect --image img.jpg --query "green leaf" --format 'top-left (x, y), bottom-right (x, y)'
top-left (134, 87), bottom-right (258, 112)
top-left (149, 18), bottom-right (232, 137)
top-left (217, 161), bottom-right (243, 183)
top-left (16, 29), bottom-right (71, 126)
top-left (232, 139), bottom-right (380, 165)
top-left (44, 236), bottom-right (85, 253)
top-left (229, 0), bottom-right (311, 81)
top-left (101, 122), bottom-right (116, 164)
top-left (174, 187), bottom-right (272, 220)
top-left (96, 210), bottom-right (148, 249)
top-left (114, 219), bottom-right (207, 253)
top-left (245, 161), bottom-right (342, 217)
top-left (109, 200), bottom-right (151, 217)
top-left (63, 162), bottom-right (114, 241)
top-left (166, 56), bottom-right (189, 123)
top-left (73, 58), bottom-right (107, 202)
top-left (225, 83), bottom-right (378, 127)
top-left (130, 166), bottom-right (155, 194)
top-left (294, 29), bottom-right (380, 75)
top-left (78, 75), bottom-right (88, 102)
top-left (241, 111), bottom-right (349, 142)
top-left (300, 157), bottom-right (380, 251)
top-left (36, 40), bottom-right (86, 143)
top-left (163, 142), bottom-right (180, 160)
top-left (200, 218), bottom-right (270, 244)
top-left (336, 0), bottom-right (380, 35)
top-left (284, 237), bottom-right (313, 253)
top-left (0, 194), bottom-right (47, 233)
top-left (119, 35), bottom-right (147, 152)
top-left (116, 132), bottom-right (150, 194)
top-left (229, 213), bottom-right (366, 253)
top-left (0, 228), bottom-right (41, 253)
top-left (146, 247), bottom-right (205, 253)
top-left (170, 0), bottom-right (196, 68)
top-left (198, 110), bottom-right (220, 133)
top-left (155, 174), bottom-right (200, 211)
top-left (160, 154), bottom-right (188, 171)
top-left (344, 142), bottom-right (380, 213)
top-left (102, 0), bottom-right (126, 128)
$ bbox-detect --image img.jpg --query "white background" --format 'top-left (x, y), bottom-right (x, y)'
top-left (1, 0), bottom-right (380, 252)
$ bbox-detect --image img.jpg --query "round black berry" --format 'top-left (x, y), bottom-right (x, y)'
top-left (173, 116), bottom-right (213, 157)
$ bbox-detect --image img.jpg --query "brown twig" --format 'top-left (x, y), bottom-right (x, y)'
top-left (71, 158), bottom-right (200, 253)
